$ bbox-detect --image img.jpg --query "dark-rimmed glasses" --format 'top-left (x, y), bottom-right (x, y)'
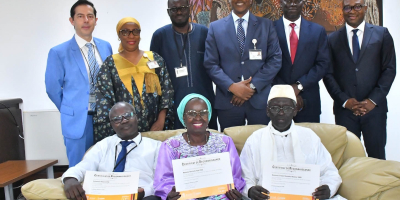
top-left (268, 106), bottom-right (295, 114)
top-left (167, 5), bottom-right (190, 13)
top-left (185, 109), bottom-right (209, 120)
top-left (343, 4), bottom-right (365, 13)
top-left (119, 29), bottom-right (141, 37)
top-left (110, 112), bottom-right (135, 124)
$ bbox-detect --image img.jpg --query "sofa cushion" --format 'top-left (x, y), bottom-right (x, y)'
top-left (21, 178), bottom-right (67, 200)
top-left (224, 123), bottom-right (349, 169)
top-left (296, 123), bottom-right (348, 169)
top-left (142, 129), bottom-right (220, 142)
top-left (338, 157), bottom-right (400, 200)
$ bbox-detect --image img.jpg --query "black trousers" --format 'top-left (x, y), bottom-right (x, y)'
top-left (335, 108), bottom-right (387, 159)
top-left (293, 114), bottom-right (320, 123)
top-left (218, 101), bottom-right (270, 131)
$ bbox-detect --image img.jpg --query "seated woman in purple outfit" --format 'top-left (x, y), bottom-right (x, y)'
top-left (153, 93), bottom-right (245, 200)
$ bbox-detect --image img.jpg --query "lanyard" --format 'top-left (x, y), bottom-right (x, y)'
top-left (113, 136), bottom-right (143, 172)
top-left (79, 44), bottom-right (97, 86)
top-left (173, 24), bottom-right (190, 68)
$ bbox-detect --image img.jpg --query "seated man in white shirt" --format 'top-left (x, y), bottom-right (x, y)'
top-left (240, 85), bottom-right (342, 200)
top-left (62, 102), bottom-right (161, 200)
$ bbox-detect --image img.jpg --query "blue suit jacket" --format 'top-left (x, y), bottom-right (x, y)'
top-left (273, 17), bottom-right (329, 116)
top-left (204, 13), bottom-right (282, 110)
top-left (45, 36), bottom-right (112, 139)
top-left (324, 23), bottom-right (396, 114)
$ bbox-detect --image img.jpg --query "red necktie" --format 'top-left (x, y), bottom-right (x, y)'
top-left (289, 23), bottom-right (298, 64)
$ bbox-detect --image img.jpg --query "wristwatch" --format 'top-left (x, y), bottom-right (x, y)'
top-left (249, 83), bottom-right (256, 90)
top-left (296, 81), bottom-right (303, 91)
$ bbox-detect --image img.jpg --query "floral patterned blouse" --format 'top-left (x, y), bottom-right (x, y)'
top-left (93, 52), bottom-right (174, 143)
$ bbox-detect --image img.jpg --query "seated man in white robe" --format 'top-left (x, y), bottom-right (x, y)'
top-left (62, 102), bottom-right (161, 200)
top-left (240, 85), bottom-right (342, 200)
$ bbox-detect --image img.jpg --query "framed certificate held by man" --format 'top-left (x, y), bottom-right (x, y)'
top-left (172, 152), bottom-right (234, 200)
top-left (83, 171), bottom-right (140, 200)
top-left (262, 162), bottom-right (320, 200)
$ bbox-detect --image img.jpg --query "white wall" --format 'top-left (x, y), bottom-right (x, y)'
top-left (0, 0), bottom-right (398, 161)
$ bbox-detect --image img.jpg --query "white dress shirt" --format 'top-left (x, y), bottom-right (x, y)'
top-left (282, 16), bottom-right (301, 55)
top-left (232, 11), bottom-right (250, 36)
top-left (240, 124), bottom-right (342, 198)
top-left (75, 34), bottom-right (103, 83)
top-left (62, 133), bottom-right (161, 197)
top-left (345, 21), bottom-right (365, 55)
top-left (274, 133), bottom-right (295, 163)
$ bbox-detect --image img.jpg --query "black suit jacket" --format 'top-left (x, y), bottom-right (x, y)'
top-left (323, 23), bottom-right (396, 114)
top-left (274, 17), bottom-right (330, 116)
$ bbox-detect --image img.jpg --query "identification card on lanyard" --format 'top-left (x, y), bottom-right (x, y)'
top-left (175, 65), bottom-right (188, 77)
top-left (173, 24), bottom-right (190, 78)
top-left (89, 94), bottom-right (96, 103)
top-left (143, 53), bottom-right (160, 69)
top-left (249, 38), bottom-right (262, 60)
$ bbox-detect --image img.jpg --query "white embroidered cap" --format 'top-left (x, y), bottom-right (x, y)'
top-left (268, 85), bottom-right (297, 103)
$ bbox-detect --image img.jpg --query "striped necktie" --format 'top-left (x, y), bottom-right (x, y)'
top-left (237, 18), bottom-right (245, 55)
top-left (85, 43), bottom-right (99, 111)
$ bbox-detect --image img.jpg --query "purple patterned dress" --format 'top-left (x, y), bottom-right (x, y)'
top-left (154, 132), bottom-right (245, 200)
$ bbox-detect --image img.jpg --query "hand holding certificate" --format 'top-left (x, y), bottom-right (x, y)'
top-left (262, 162), bottom-right (320, 200)
top-left (82, 171), bottom-right (140, 200)
top-left (171, 152), bottom-right (236, 200)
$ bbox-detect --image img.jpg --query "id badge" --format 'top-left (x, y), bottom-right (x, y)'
top-left (249, 49), bottom-right (262, 60)
top-left (147, 61), bottom-right (160, 69)
top-left (175, 67), bottom-right (188, 77)
top-left (89, 94), bottom-right (96, 103)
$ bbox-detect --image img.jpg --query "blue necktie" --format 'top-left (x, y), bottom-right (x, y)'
top-left (114, 141), bottom-right (134, 172)
top-left (85, 43), bottom-right (100, 111)
top-left (237, 18), bottom-right (245, 55)
top-left (352, 29), bottom-right (360, 63)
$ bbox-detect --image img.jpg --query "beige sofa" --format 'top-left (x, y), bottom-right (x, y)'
top-left (21, 123), bottom-right (400, 200)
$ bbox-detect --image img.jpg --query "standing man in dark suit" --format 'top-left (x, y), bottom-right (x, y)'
top-left (273, 0), bottom-right (329, 123)
top-left (324, 0), bottom-right (396, 159)
top-left (204, 0), bottom-right (282, 131)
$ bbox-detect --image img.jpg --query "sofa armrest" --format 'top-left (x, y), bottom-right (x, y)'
top-left (21, 178), bottom-right (68, 200)
top-left (338, 157), bottom-right (400, 200)
top-left (342, 131), bottom-right (366, 162)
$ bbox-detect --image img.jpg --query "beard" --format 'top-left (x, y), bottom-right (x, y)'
top-left (171, 16), bottom-right (190, 28)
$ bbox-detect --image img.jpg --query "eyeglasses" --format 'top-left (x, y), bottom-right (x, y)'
top-left (185, 109), bottom-right (209, 120)
top-left (268, 106), bottom-right (295, 114)
top-left (343, 4), bottom-right (365, 13)
top-left (167, 5), bottom-right (190, 13)
top-left (110, 112), bottom-right (135, 124)
top-left (119, 29), bottom-right (141, 37)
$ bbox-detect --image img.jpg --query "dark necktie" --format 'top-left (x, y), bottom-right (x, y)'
top-left (85, 43), bottom-right (100, 111)
top-left (289, 23), bottom-right (298, 64)
top-left (352, 29), bottom-right (360, 63)
top-left (114, 140), bottom-right (134, 172)
top-left (237, 18), bottom-right (245, 55)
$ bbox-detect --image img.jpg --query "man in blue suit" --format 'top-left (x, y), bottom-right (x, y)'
top-left (324, 0), bottom-right (396, 159)
top-left (273, 0), bottom-right (329, 123)
top-left (45, 0), bottom-right (112, 167)
top-left (204, 0), bottom-right (282, 131)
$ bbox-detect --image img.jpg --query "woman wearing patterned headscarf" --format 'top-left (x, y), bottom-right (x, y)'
top-left (153, 93), bottom-right (245, 200)
top-left (93, 17), bottom-right (174, 142)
